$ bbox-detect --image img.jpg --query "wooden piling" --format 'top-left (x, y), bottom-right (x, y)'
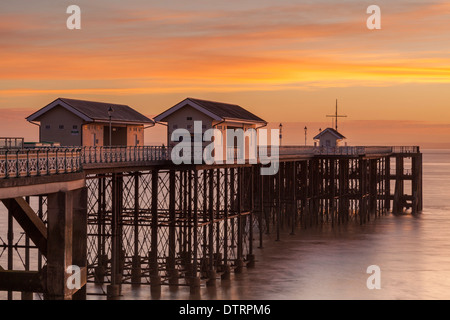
top-left (46, 189), bottom-right (87, 300)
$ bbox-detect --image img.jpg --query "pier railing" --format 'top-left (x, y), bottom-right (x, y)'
top-left (0, 146), bottom-right (169, 179)
top-left (0, 137), bottom-right (24, 149)
top-left (391, 146), bottom-right (420, 154)
top-left (0, 144), bottom-right (420, 179)
top-left (314, 146), bottom-right (365, 155)
top-left (81, 146), bottom-right (170, 164)
top-left (265, 146), bottom-right (397, 156)
top-left (0, 148), bottom-right (82, 179)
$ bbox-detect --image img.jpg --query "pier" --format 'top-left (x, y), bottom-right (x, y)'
top-left (0, 145), bottom-right (422, 299)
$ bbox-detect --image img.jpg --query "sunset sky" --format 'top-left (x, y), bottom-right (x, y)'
top-left (1, 0), bottom-right (450, 147)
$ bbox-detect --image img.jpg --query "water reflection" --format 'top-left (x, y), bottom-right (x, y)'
top-left (104, 206), bottom-right (450, 300)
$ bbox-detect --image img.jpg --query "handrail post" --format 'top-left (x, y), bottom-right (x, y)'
top-left (82, 146), bottom-right (86, 165)
top-left (46, 148), bottom-right (50, 175)
top-left (55, 148), bottom-right (59, 174)
top-left (5, 150), bottom-right (8, 179)
top-left (36, 149), bottom-right (40, 176)
top-left (16, 148), bottom-right (20, 178)
top-left (64, 149), bottom-right (68, 173)
top-left (26, 149), bottom-right (30, 177)
top-left (78, 148), bottom-right (82, 171)
top-left (70, 148), bottom-right (73, 172)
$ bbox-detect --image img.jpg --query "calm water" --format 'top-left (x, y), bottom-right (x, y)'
top-left (118, 149), bottom-right (450, 300)
top-left (2, 149), bottom-right (450, 300)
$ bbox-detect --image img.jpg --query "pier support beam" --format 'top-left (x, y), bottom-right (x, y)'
top-left (412, 153), bottom-right (423, 214)
top-left (46, 188), bottom-right (87, 300)
top-left (108, 173), bottom-right (123, 299)
top-left (150, 169), bottom-right (161, 292)
top-left (385, 157), bottom-right (391, 211)
top-left (1, 197), bottom-right (47, 256)
top-left (393, 155), bottom-right (405, 214)
top-left (131, 172), bottom-right (141, 285)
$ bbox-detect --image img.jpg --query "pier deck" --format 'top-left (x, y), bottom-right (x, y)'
top-left (0, 145), bottom-right (422, 299)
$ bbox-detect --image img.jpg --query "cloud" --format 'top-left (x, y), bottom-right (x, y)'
top-left (1, 0), bottom-right (450, 141)
top-left (1, 1), bottom-right (450, 87)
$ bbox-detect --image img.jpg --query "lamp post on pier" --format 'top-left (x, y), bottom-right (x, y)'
top-left (279, 123), bottom-right (283, 146)
top-left (108, 106), bottom-right (114, 147)
top-left (304, 126), bottom-right (307, 146)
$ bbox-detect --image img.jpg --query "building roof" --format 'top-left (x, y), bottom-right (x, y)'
top-left (313, 127), bottom-right (346, 140)
top-left (154, 97), bottom-right (267, 124)
top-left (26, 98), bottom-right (155, 125)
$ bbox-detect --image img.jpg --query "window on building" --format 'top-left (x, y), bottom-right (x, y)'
top-left (187, 117), bottom-right (192, 120)
top-left (73, 125), bottom-right (78, 129)
top-left (45, 125), bottom-right (50, 129)
top-left (59, 125), bottom-right (64, 129)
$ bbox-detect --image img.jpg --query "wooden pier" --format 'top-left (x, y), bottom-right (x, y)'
top-left (0, 145), bottom-right (422, 299)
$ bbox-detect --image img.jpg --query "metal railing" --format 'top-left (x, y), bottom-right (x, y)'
top-left (314, 146), bottom-right (365, 156)
top-left (81, 146), bottom-right (170, 164)
top-left (0, 137), bottom-right (24, 149)
top-left (391, 146), bottom-right (420, 154)
top-left (278, 146), bottom-right (315, 155)
top-left (0, 144), bottom-right (420, 179)
top-left (0, 148), bottom-right (82, 179)
top-left (262, 146), bottom-right (395, 157)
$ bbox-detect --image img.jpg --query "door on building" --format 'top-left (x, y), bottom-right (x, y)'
top-left (92, 133), bottom-right (97, 146)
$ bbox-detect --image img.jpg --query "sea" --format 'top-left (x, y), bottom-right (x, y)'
top-left (1, 149), bottom-right (450, 300)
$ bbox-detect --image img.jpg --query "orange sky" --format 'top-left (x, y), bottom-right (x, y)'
top-left (1, 0), bottom-right (450, 147)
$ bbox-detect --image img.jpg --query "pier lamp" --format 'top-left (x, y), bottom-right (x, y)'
top-left (108, 106), bottom-right (114, 146)
top-left (304, 126), bottom-right (307, 146)
top-left (279, 123), bottom-right (283, 146)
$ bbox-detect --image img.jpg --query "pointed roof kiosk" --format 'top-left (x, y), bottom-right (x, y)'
top-left (313, 127), bottom-right (346, 147)
top-left (26, 98), bottom-right (154, 147)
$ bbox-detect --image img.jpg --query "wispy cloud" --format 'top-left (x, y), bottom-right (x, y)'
top-left (1, 0), bottom-right (450, 137)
